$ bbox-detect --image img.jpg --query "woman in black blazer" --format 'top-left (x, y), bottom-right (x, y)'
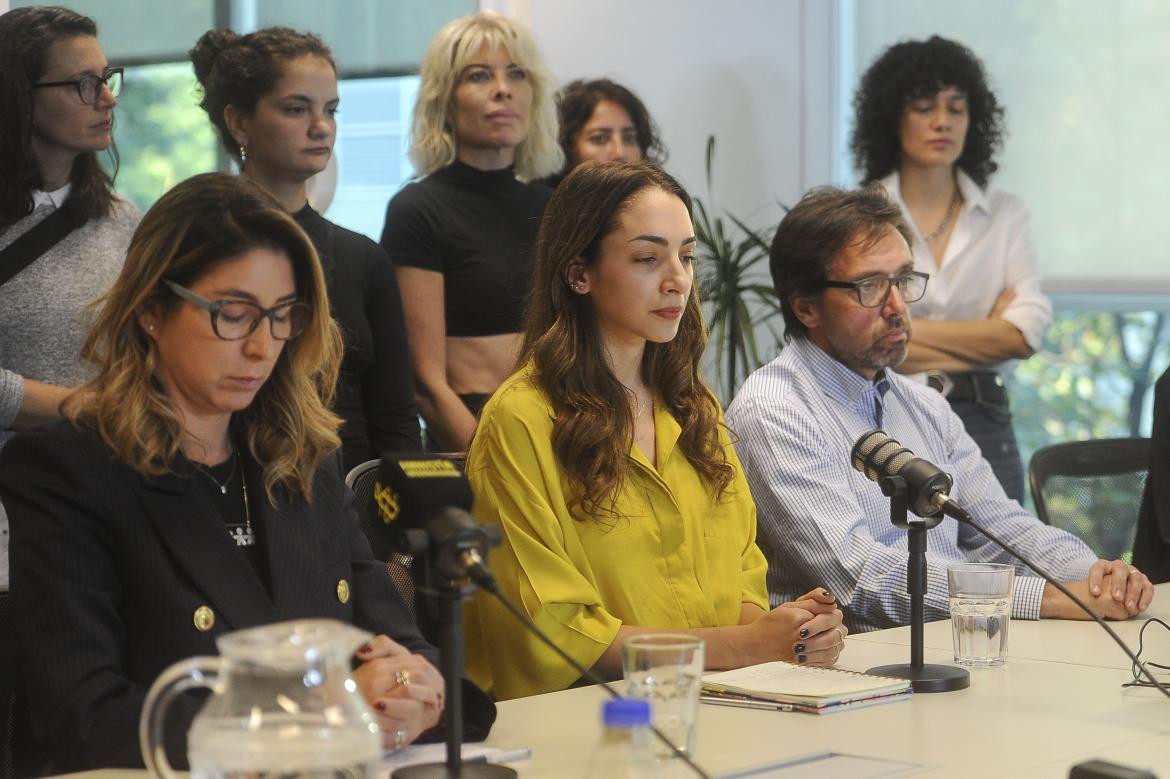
top-left (0, 173), bottom-right (492, 773)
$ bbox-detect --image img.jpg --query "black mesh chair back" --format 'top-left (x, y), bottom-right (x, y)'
top-left (1029, 437), bottom-right (1151, 561)
top-left (345, 459), bottom-right (417, 617)
top-left (1, 590), bottom-right (14, 779)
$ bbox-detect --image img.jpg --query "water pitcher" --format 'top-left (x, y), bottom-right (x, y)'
top-left (140, 618), bottom-right (381, 778)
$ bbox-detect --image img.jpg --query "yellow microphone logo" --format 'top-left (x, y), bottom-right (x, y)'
top-left (373, 481), bottom-right (400, 524)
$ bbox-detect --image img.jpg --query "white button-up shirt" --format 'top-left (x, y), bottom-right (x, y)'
top-left (879, 170), bottom-right (1053, 371)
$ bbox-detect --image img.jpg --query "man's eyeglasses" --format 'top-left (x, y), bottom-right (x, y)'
top-left (164, 280), bottom-right (311, 341)
top-left (823, 271), bottom-right (930, 308)
top-left (33, 67), bottom-right (123, 104)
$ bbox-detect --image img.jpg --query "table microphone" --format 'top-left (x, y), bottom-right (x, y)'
top-left (852, 430), bottom-right (970, 521)
top-left (372, 454), bottom-right (497, 586)
top-left (850, 430), bottom-right (1170, 700)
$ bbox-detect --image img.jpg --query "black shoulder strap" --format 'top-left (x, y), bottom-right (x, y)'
top-left (0, 201), bottom-right (87, 289)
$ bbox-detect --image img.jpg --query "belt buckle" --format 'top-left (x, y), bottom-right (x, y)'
top-left (926, 370), bottom-right (954, 398)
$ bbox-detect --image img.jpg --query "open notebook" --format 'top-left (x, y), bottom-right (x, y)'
top-left (702, 661), bottom-right (912, 714)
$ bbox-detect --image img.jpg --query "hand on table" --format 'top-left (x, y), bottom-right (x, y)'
top-left (1040, 560), bottom-right (1154, 620)
top-left (354, 634), bottom-right (445, 750)
top-left (777, 588), bottom-right (848, 667)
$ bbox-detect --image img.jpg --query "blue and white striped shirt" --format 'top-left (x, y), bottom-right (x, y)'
top-left (726, 336), bottom-right (1097, 633)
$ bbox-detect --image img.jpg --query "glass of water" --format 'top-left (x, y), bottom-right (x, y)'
top-left (622, 634), bottom-right (704, 758)
top-left (947, 563), bottom-right (1015, 667)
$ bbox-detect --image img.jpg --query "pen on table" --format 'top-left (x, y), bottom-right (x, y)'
top-left (467, 747), bottom-right (533, 764)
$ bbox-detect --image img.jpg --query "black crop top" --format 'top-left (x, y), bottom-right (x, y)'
top-left (379, 160), bottom-right (551, 337)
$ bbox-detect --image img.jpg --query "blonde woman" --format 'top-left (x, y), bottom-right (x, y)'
top-left (0, 174), bottom-right (493, 772)
top-left (380, 11), bottom-right (562, 451)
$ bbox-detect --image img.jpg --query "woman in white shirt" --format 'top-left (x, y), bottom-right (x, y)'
top-left (851, 35), bottom-right (1051, 502)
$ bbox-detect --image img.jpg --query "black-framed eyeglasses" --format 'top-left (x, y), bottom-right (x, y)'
top-left (33, 67), bottom-right (123, 104)
top-left (164, 280), bottom-right (311, 341)
top-left (822, 271), bottom-right (930, 308)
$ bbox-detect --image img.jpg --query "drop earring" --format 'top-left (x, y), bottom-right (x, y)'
top-left (238, 145), bottom-right (248, 164)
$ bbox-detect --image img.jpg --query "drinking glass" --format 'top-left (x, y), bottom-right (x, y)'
top-left (948, 563), bottom-right (1014, 667)
top-left (621, 634), bottom-right (704, 758)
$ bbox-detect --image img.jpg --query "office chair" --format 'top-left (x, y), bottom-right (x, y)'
top-left (1029, 437), bottom-right (1151, 561)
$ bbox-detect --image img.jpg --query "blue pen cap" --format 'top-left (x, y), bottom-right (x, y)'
top-left (603, 698), bottom-right (651, 728)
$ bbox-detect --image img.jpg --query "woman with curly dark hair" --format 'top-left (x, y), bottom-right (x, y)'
top-left (462, 161), bottom-right (844, 700)
top-left (851, 35), bottom-right (1051, 502)
top-left (540, 78), bottom-right (666, 187)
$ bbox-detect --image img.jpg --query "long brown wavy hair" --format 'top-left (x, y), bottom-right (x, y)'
top-left (64, 173), bottom-right (343, 503)
top-left (0, 6), bottom-right (118, 227)
top-left (521, 160), bottom-right (734, 519)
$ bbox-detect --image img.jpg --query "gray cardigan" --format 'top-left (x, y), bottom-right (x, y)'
top-left (0, 197), bottom-right (140, 441)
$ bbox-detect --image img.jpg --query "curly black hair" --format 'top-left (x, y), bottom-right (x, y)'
top-left (851, 36), bottom-right (1005, 188)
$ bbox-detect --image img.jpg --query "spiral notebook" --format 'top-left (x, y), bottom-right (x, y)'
top-left (702, 661), bottom-right (912, 714)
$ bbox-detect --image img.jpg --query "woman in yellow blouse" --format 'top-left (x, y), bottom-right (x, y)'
top-left (464, 161), bottom-right (846, 700)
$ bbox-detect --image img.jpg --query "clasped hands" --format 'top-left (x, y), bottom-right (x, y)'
top-left (1041, 558), bottom-right (1155, 620)
top-left (353, 635), bottom-right (445, 750)
top-left (748, 588), bottom-right (848, 667)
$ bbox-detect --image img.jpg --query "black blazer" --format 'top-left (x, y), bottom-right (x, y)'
top-left (0, 422), bottom-right (493, 772)
top-left (1134, 366), bottom-right (1170, 583)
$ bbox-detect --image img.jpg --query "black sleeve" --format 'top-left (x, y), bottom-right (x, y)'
top-left (360, 241), bottom-right (422, 457)
top-left (1134, 368), bottom-right (1170, 582)
top-left (0, 429), bottom-right (199, 771)
top-left (380, 183), bottom-right (443, 272)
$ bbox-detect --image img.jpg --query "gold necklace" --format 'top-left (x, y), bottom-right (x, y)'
top-left (237, 453), bottom-right (255, 547)
top-left (925, 183), bottom-right (961, 244)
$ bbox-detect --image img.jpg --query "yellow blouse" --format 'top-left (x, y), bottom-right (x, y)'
top-left (464, 366), bottom-right (769, 700)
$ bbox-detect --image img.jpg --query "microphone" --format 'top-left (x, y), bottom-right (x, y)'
top-left (851, 430), bottom-right (971, 522)
top-left (370, 453), bottom-right (498, 586)
top-left (849, 432), bottom-right (1170, 700)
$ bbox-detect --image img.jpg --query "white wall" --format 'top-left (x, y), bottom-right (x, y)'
top-left (507, 0), bottom-right (841, 227)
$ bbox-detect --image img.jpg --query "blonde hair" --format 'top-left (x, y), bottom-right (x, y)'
top-left (65, 172), bottom-right (344, 504)
top-left (409, 11), bottom-right (562, 181)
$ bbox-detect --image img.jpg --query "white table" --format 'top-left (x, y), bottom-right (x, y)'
top-left (50, 584), bottom-right (1170, 778)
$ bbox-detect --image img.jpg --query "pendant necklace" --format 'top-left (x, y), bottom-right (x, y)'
top-left (925, 183), bottom-right (961, 244)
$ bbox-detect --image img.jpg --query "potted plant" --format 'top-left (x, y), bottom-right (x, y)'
top-left (693, 135), bottom-right (786, 403)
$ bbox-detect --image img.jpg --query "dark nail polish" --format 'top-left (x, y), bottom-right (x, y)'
top-left (358, 643), bottom-right (372, 654)
top-left (798, 654), bottom-right (807, 664)
top-left (374, 701), bottom-right (386, 711)
top-left (799, 628), bottom-right (809, 639)
top-left (822, 589), bottom-right (833, 598)
top-left (794, 643), bottom-right (806, 653)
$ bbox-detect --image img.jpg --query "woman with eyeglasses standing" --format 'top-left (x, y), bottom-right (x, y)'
top-left (380, 11), bottom-right (561, 451)
top-left (0, 7), bottom-right (139, 592)
top-left (851, 36), bottom-right (1051, 502)
top-left (190, 27), bottom-right (421, 470)
top-left (0, 174), bottom-right (494, 772)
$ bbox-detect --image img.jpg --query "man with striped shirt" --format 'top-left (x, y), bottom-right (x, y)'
top-left (726, 186), bottom-right (1155, 633)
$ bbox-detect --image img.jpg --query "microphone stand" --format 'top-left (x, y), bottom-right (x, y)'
top-left (392, 530), bottom-right (514, 779)
top-left (865, 475), bottom-right (971, 693)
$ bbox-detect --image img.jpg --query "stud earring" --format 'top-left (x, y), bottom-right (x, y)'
top-left (571, 281), bottom-right (586, 293)
top-left (146, 324), bottom-right (155, 332)
top-left (238, 145), bottom-right (248, 164)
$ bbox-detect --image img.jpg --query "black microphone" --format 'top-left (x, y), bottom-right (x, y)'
top-left (852, 430), bottom-right (971, 521)
top-left (371, 453), bottom-right (498, 586)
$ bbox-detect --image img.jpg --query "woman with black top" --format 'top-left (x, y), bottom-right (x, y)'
top-left (381, 11), bottom-right (561, 451)
top-left (0, 174), bottom-right (493, 772)
top-left (190, 26), bottom-right (420, 470)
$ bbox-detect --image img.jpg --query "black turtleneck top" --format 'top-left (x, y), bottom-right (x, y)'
top-left (379, 160), bottom-right (551, 337)
top-left (294, 205), bottom-right (421, 470)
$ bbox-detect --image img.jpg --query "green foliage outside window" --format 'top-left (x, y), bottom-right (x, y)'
top-left (107, 63), bottom-right (218, 212)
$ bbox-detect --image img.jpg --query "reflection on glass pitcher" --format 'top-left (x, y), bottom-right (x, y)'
top-left (140, 619), bottom-right (381, 778)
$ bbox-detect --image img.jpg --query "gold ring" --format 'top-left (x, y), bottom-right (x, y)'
top-left (1129, 567), bottom-right (1139, 574)
top-left (833, 627), bottom-right (846, 644)
top-left (394, 728), bottom-right (409, 750)
top-left (395, 669), bottom-right (412, 687)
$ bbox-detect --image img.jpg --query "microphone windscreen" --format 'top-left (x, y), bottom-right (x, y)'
top-left (375, 454), bottom-right (473, 536)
